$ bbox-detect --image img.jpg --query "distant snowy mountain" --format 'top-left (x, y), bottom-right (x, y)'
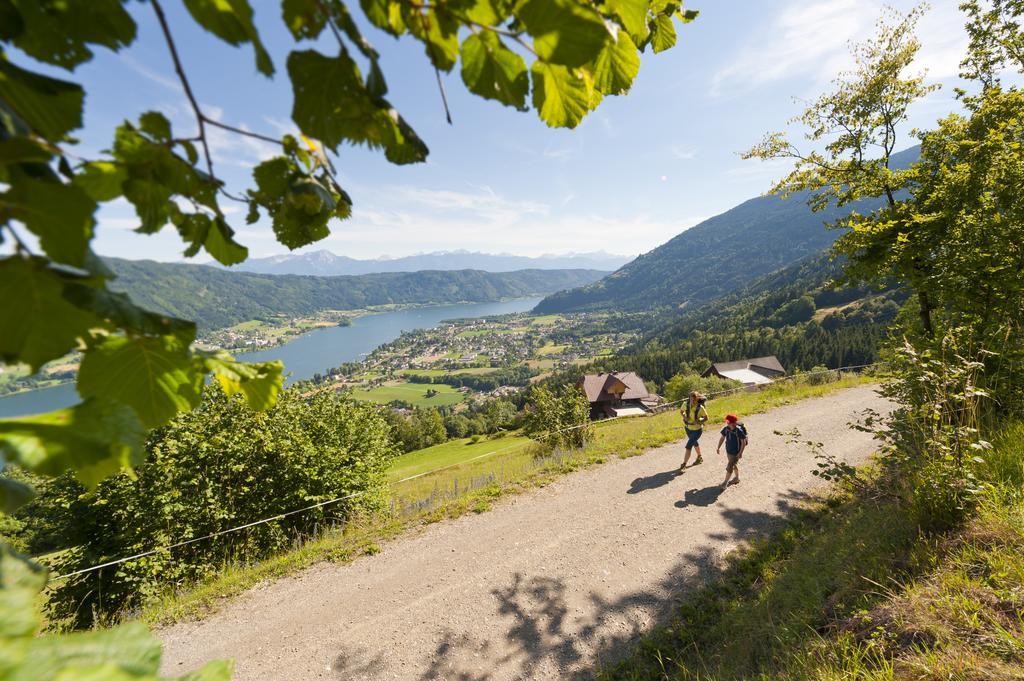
top-left (228, 250), bottom-right (633, 275)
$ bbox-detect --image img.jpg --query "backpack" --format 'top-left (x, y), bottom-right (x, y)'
top-left (738, 423), bottom-right (749, 443)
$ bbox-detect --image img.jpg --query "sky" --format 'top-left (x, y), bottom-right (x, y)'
top-left (15, 0), bottom-right (983, 261)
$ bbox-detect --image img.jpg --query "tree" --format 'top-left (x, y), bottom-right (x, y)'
top-left (0, 1), bottom-right (698, 676)
top-left (744, 4), bottom-right (939, 335)
top-left (524, 384), bottom-right (592, 449)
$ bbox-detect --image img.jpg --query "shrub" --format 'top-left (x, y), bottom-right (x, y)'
top-left (663, 373), bottom-right (743, 403)
top-left (47, 387), bottom-right (396, 627)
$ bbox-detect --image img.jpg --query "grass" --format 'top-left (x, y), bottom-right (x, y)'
top-left (136, 374), bottom-right (873, 627)
top-left (348, 381), bottom-right (465, 407)
top-left (386, 434), bottom-right (533, 483)
top-left (536, 343), bottom-right (569, 356)
top-left (602, 422), bottom-right (1024, 680)
top-left (400, 368), bottom-right (497, 378)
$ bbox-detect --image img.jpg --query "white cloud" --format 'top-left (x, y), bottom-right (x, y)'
top-left (286, 183), bottom-right (703, 259)
top-left (670, 144), bottom-right (697, 160)
top-left (712, 1), bottom-right (968, 97)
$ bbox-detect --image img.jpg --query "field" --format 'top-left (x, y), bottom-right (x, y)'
top-left (401, 368), bottom-right (497, 378)
top-left (348, 381), bottom-right (465, 407)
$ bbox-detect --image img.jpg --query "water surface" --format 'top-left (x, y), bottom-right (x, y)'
top-left (0, 297), bottom-right (541, 418)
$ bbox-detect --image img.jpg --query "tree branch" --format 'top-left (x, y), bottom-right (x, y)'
top-left (151, 0), bottom-right (216, 181)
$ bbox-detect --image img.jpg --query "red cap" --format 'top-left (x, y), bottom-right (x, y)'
top-left (725, 414), bottom-right (738, 423)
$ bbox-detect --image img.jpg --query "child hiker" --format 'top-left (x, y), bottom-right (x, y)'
top-left (716, 413), bottom-right (747, 489)
top-left (679, 391), bottom-right (708, 470)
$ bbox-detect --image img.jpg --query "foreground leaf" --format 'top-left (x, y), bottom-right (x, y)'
top-left (460, 31), bottom-right (529, 109)
top-left (531, 62), bottom-right (594, 128)
top-left (288, 49), bottom-right (428, 163)
top-left (183, 0), bottom-right (274, 76)
top-left (4, 176), bottom-right (96, 267)
top-left (0, 256), bottom-right (99, 371)
top-left (77, 335), bottom-right (202, 429)
top-left (0, 57), bottom-right (84, 140)
top-left (0, 399), bottom-right (146, 487)
top-left (517, 0), bottom-right (608, 67)
top-left (201, 352), bottom-right (284, 410)
top-left (591, 31), bottom-right (641, 95)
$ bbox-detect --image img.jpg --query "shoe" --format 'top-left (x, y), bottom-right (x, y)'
top-left (678, 465), bottom-right (686, 473)
top-left (694, 456), bottom-right (703, 465)
top-left (729, 478), bottom-right (740, 486)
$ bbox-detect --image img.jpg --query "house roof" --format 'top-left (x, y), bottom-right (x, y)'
top-left (577, 371), bottom-right (651, 403)
top-left (718, 368), bottom-right (775, 385)
top-left (708, 355), bottom-right (786, 377)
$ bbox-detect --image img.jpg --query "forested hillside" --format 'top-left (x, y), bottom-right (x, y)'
top-left (105, 259), bottom-right (607, 331)
top-left (569, 253), bottom-right (905, 388)
top-left (535, 147), bottom-right (917, 314)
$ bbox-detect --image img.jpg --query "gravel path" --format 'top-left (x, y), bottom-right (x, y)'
top-left (160, 385), bottom-right (889, 680)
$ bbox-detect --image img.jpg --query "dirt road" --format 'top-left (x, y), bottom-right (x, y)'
top-left (160, 385), bottom-right (888, 680)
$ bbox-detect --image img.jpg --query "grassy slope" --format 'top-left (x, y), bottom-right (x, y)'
top-left (348, 382), bottom-right (465, 407)
top-left (603, 424), bottom-right (1024, 680)
top-left (140, 375), bottom-right (872, 626)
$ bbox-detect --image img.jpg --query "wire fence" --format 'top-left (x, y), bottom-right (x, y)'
top-left (49, 361), bottom-right (885, 582)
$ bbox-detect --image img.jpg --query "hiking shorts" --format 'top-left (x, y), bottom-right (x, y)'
top-left (726, 452), bottom-right (742, 472)
top-left (685, 428), bottom-right (703, 449)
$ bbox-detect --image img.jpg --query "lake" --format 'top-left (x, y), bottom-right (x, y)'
top-left (0, 297), bottom-right (543, 418)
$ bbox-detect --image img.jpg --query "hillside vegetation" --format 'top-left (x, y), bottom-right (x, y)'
top-left (557, 253), bottom-right (903, 390)
top-left (535, 148), bottom-right (916, 315)
top-left (105, 258), bottom-right (608, 331)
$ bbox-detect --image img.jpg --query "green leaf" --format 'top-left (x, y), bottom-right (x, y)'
top-left (2, 0), bottom-right (136, 69)
top-left (287, 49), bottom-right (428, 164)
top-left (460, 31), bottom-right (529, 109)
top-left (605, 0), bottom-right (650, 42)
top-left (77, 335), bottom-right (203, 429)
top-left (0, 546), bottom-right (46, 639)
top-left (591, 31), bottom-right (640, 95)
top-left (517, 0), bottom-right (608, 67)
top-left (61, 285), bottom-right (196, 345)
top-left (138, 111), bottom-right (172, 142)
top-left (4, 177), bottom-right (96, 267)
top-left (201, 352), bottom-right (284, 411)
top-left (183, 0), bottom-right (274, 76)
top-left (530, 62), bottom-right (594, 129)
top-left (404, 6), bottom-right (459, 72)
top-left (281, 0), bottom-right (326, 39)
top-left (73, 161), bottom-right (127, 202)
top-left (466, 0), bottom-right (512, 25)
top-left (359, 0), bottom-right (406, 35)
top-left (0, 57), bottom-right (84, 140)
top-left (204, 217), bottom-right (249, 266)
top-left (0, 137), bottom-right (51, 164)
top-left (649, 14), bottom-right (676, 53)
top-left (0, 477), bottom-right (35, 514)
top-left (0, 398), bottom-right (146, 488)
top-left (0, 257), bottom-right (100, 371)
top-left (19, 622), bottom-right (161, 678)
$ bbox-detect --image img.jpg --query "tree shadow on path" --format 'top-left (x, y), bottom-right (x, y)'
top-left (330, 489), bottom-right (814, 680)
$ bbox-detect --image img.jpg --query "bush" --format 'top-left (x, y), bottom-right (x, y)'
top-left (663, 373), bottom-right (742, 403)
top-left (47, 387), bottom-right (397, 627)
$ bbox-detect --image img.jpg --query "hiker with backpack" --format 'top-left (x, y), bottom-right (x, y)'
top-left (679, 391), bottom-right (709, 470)
top-left (717, 414), bottom-right (748, 489)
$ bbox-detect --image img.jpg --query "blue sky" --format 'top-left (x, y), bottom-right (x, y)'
top-left (29, 1), bottom-right (979, 261)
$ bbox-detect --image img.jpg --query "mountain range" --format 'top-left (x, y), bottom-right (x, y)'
top-left (228, 250), bottom-right (633, 276)
top-left (535, 147), bottom-right (918, 314)
top-left (106, 259), bottom-right (607, 332)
